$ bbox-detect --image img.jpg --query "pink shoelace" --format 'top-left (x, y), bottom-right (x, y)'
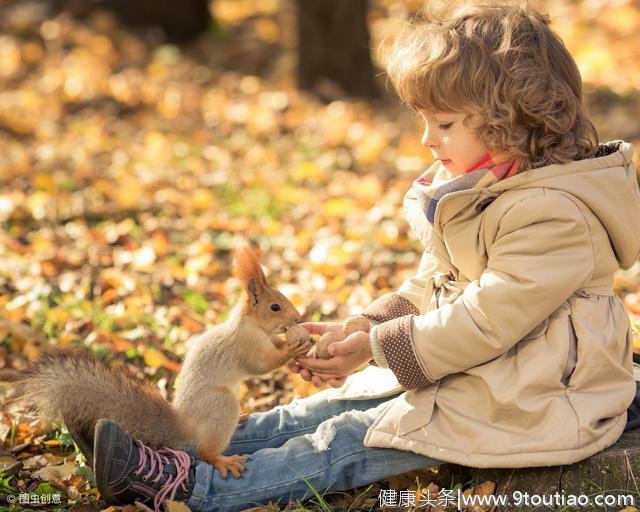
top-left (132, 442), bottom-right (192, 512)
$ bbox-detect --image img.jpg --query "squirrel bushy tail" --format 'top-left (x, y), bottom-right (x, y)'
top-left (16, 348), bottom-right (189, 451)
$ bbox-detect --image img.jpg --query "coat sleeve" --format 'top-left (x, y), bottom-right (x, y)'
top-left (375, 193), bottom-right (596, 388)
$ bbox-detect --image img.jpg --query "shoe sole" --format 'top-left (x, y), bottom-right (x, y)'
top-left (94, 419), bottom-right (120, 505)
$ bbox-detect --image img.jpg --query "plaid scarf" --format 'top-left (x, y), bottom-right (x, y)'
top-left (413, 153), bottom-right (519, 225)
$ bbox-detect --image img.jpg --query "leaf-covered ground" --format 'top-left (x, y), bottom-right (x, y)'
top-left (1, 0), bottom-right (640, 511)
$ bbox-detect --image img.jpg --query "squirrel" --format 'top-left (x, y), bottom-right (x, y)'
top-left (14, 247), bottom-right (312, 479)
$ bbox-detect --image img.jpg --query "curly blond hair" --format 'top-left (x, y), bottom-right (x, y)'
top-left (381, 1), bottom-right (598, 169)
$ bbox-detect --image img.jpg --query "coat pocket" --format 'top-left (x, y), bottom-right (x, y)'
top-left (561, 315), bottom-right (578, 387)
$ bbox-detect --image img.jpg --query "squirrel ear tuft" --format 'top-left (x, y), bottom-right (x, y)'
top-left (247, 278), bottom-right (259, 305)
top-left (232, 246), bottom-right (268, 294)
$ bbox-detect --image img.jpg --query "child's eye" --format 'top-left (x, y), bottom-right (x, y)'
top-left (439, 123), bottom-right (453, 130)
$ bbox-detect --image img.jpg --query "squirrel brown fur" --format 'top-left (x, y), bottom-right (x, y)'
top-left (15, 247), bottom-right (312, 479)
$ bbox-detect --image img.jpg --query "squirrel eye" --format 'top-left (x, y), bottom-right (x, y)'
top-left (270, 303), bottom-right (281, 312)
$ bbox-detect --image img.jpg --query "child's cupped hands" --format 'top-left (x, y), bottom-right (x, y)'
top-left (290, 322), bottom-right (373, 388)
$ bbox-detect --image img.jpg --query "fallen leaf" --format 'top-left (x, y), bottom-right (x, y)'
top-left (143, 347), bottom-right (169, 369)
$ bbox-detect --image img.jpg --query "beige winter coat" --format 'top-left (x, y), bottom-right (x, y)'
top-left (329, 141), bottom-right (640, 468)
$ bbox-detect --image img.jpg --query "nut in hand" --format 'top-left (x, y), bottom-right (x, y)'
top-left (285, 325), bottom-right (312, 357)
top-left (316, 332), bottom-right (341, 359)
top-left (343, 316), bottom-right (370, 335)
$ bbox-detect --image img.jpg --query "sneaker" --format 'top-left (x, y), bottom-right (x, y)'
top-left (93, 419), bottom-right (196, 511)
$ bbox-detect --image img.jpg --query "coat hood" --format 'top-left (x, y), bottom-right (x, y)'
top-left (406, 141), bottom-right (640, 270)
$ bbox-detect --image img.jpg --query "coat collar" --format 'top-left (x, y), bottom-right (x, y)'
top-left (404, 141), bottom-right (639, 267)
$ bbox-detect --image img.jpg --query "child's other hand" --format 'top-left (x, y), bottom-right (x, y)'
top-left (295, 331), bottom-right (373, 380)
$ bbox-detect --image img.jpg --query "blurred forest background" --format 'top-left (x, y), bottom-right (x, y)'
top-left (1, 0), bottom-right (640, 510)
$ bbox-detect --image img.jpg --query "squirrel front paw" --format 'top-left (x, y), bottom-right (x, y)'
top-left (285, 325), bottom-right (313, 357)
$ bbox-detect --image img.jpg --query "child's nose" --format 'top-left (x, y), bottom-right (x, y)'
top-left (421, 126), bottom-right (437, 148)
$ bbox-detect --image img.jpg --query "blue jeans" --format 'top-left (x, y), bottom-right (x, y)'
top-left (184, 388), bottom-right (444, 512)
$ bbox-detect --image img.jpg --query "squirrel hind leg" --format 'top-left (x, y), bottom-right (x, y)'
top-left (200, 448), bottom-right (248, 479)
top-left (69, 428), bottom-right (94, 467)
top-left (61, 414), bottom-right (95, 466)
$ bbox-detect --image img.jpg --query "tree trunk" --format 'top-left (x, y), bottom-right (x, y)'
top-left (443, 428), bottom-right (640, 511)
top-left (84, 0), bottom-right (212, 42)
top-left (296, 0), bottom-right (377, 98)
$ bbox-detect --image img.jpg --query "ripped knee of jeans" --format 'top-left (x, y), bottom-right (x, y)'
top-left (303, 410), bottom-right (371, 453)
top-left (303, 421), bottom-right (336, 452)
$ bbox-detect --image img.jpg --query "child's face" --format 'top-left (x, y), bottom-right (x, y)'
top-left (419, 111), bottom-right (489, 175)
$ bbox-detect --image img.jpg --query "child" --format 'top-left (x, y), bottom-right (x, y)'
top-left (91, 2), bottom-right (640, 511)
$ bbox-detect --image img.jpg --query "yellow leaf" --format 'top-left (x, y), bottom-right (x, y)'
top-left (34, 174), bottom-right (56, 192)
top-left (115, 178), bottom-right (144, 209)
top-left (601, 6), bottom-right (640, 35)
top-left (238, 383), bottom-right (249, 403)
top-left (32, 236), bottom-right (54, 253)
top-left (327, 275), bottom-right (346, 292)
top-left (27, 191), bottom-right (49, 220)
top-left (261, 218), bottom-right (283, 236)
top-left (58, 332), bottom-right (77, 345)
top-left (576, 44), bottom-right (611, 82)
top-left (4, 305), bottom-right (27, 324)
top-left (48, 307), bottom-right (70, 325)
top-left (25, 340), bottom-right (42, 362)
top-left (255, 19), bottom-right (279, 43)
top-left (144, 130), bottom-right (168, 157)
top-left (274, 185), bottom-right (307, 206)
top-left (169, 260), bottom-right (187, 281)
top-left (352, 175), bottom-right (382, 203)
top-left (292, 161), bottom-right (321, 181)
top-left (192, 188), bottom-right (216, 210)
top-left (152, 231), bottom-right (170, 257)
top-left (0, 36), bottom-right (22, 77)
top-left (323, 198), bottom-right (358, 217)
top-left (354, 132), bottom-right (385, 164)
top-left (144, 347), bottom-right (168, 369)
top-left (165, 500), bottom-right (192, 512)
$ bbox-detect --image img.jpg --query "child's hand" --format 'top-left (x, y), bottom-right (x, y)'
top-left (289, 323), bottom-right (351, 387)
top-left (288, 321), bottom-right (368, 387)
top-left (295, 331), bottom-right (373, 380)
top-left (300, 321), bottom-right (347, 340)
top-left (289, 358), bottom-right (348, 388)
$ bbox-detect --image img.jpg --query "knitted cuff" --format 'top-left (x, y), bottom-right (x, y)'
top-left (377, 315), bottom-right (433, 389)
top-left (369, 325), bottom-right (389, 368)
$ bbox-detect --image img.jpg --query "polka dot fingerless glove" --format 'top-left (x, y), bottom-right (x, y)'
top-left (362, 293), bottom-right (432, 388)
top-left (375, 315), bottom-right (433, 389)
top-left (361, 293), bottom-right (420, 323)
